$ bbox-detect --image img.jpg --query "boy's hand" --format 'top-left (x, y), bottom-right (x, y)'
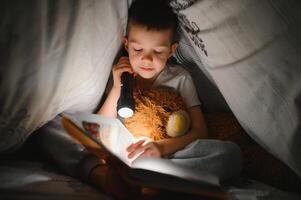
top-left (127, 140), bottom-right (162, 159)
top-left (112, 56), bottom-right (136, 88)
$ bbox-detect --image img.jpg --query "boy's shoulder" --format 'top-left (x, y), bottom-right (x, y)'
top-left (153, 63), bottom-right (194, 88)
top-left (160, 63), bottom-right (192, 79)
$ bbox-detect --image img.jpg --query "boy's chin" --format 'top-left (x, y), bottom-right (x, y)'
top-left (139, 73), bottom-right (157, 80)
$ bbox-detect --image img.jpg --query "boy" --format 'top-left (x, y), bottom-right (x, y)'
top-left (99, 0), bottom-right (207, 160)
top-left (93, 0), bottom-right (242, 198)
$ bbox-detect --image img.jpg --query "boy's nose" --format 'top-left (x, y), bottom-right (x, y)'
top-left (141, 52), bottom-right (153, 62)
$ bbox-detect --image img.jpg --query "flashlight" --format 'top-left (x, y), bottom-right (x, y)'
top-left (117, 72), bottom-right (135, 118)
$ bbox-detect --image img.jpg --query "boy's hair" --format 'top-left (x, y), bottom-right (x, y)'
top-left (127, 0), bottom-right (179, 42)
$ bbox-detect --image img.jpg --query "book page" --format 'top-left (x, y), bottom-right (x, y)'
top-left (65, 113), bottom-right (135, 166)
top-left (110, 119), bottom-right (137, 165)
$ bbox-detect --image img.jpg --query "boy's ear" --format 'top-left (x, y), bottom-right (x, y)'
top-left (170, 43), bottom-right (178, 56)
top-left (123, 37), bottom-right (129, 52)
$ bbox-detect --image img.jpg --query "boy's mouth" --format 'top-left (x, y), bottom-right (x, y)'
top-left (140, 66), bottom-right (154, 71)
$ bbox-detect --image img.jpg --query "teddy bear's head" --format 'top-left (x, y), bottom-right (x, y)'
top-left (124, 87), bottom-right (191, 141)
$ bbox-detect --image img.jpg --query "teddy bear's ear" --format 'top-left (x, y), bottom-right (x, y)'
top-left (163, 106), bottom-right (172, 113)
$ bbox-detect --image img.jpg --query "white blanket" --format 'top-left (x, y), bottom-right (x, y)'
top-left (0, 0), bottom-right (128, 153)
top-left (170, 0), bottom-right (301, 177)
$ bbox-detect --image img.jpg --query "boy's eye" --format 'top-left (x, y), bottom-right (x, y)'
top-left (154, 50), bottom-right (163, 54)
top-left (133, 48), bottom-right (142, 52)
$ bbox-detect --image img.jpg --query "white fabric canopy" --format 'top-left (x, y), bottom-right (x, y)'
top-left (0, 0), bottom-right (300, 190)
top-left (170, 0), bottom-right (301, 177)
top-left (1, 0), bottom-right (301, 199)
top-left (0, 0), bottom-right (128, 153)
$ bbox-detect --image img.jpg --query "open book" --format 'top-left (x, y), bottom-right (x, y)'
top-left (62, 112), bottom-right (227, 198)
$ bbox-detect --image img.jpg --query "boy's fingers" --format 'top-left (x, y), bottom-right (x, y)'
top-left (113, 65), bottom-right (134, 74)
top-left (119, 56), bottom-right (129, 60)
top-left (118, 57), bottom-right (130, 64)
top-left (127, 142), bottom-right (154, 159)
top-left (114, 63), bottom-right (131, 70)
top-left (118, 60), bottom-right (130, 66)
top-left (128, 145), bottom-right (147, 159)
top-left (127, 140), bottom-right (145, 150)
top-left (127, 140), bottom-right (145, 152)
top-left (138, 148), bottom-right (152, 157)
top-left (134, 139), bottom-right (146, 146)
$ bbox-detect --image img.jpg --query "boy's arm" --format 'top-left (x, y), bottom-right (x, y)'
top-left (157, 105), bottom-right (208, 156)
top-left (97, 56), bottom-right (133, 118)
top-left (97, 86), bottom-right (120, 117)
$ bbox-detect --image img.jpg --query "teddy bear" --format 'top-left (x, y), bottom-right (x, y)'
top-left (124, 86), bottom-right (191, 141)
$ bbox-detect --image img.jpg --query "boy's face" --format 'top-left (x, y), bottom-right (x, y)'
top-left (124, 24), bottom-right (177, 80)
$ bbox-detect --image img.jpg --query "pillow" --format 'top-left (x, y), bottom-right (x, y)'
top-left (0, 0), bottom-right (128, 153)
top-left (170, 0), bottom-right (301, 176)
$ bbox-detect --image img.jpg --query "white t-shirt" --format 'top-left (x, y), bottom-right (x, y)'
top-left (152, 63), bottom-right (201, 108)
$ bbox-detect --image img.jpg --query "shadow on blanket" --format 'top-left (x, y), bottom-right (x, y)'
top-left (205, 112), bottom-right (301, 193)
